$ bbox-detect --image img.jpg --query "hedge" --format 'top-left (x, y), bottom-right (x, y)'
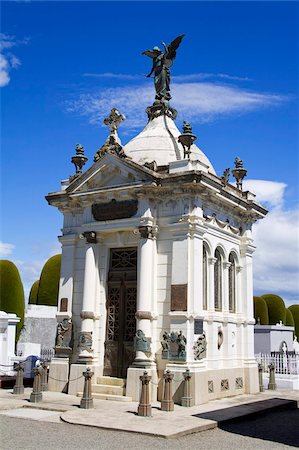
top-left (261, 294), bottom-right (286, 325)
top-left (288, 305), bottom-right (299, 339)
top-left (37, 255), bottom-right (61, 306)
top-left (253, 296), bottom-right (269, 325)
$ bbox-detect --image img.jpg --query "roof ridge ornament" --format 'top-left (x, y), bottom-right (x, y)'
top-left (94, 108), bottom-right (129, 162)
top-left (70, 144), bottom-right (88, 181)
top-left (232, 156), bottom-right (247, 190)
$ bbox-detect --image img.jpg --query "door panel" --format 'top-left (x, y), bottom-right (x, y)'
top-left (103, 248), bottom-right (137, 378)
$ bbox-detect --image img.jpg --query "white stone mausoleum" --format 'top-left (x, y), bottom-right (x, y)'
top-left (46, 70), bottom-right (267, 404)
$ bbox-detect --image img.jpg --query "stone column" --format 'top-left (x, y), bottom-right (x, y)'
top-left (57, 234), bottom-right (77, 317)
top-left (207, 258), bottom-right (216, 312)
top-left (223, 262), bottom-right (231, 313)
top-left (137, 371), bottom-right (152, 417)
top-left (161, 370), bottom-right (174, 411)
top-left (77, 231), bottom-right (97, 363)
top-left (133, 225), bottom-right (157, 367)
top-left (13, 363), bottom-right (24, 395)
top-left (80, 367), bottom-right (94, 409)
top-left (30, 366), bottom-right (43, 403)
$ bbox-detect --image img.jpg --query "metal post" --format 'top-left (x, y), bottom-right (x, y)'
top-left (161, 370), bottom-right (174, 411)
top-left (30, 366), bottom-right (43, 403)
top-left (268, 363), bottom-right (277, 390)
top-left (13, 363), bottom-right (24, 395)
top-left (41, 360), bottom-right (49, 391)
top-left (80, 367), bottom-right (94, 409)
top-left (181, 368), bottom-right (193, 407)
top-left (137, 371), bottom-right (152, 417)
top-left (258, 363), bottom-right (264, 392)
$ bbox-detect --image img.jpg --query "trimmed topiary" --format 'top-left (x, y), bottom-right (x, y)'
top-left (0, 260), bottom-right (25, 341)
top-left (28, 280), bottom-right (39, 305)
top-left (288, 305), bottom-right (299, 339)
top-left (285, 308), bottom-right (295, 327)
top-left (37, 255), bottom-right (61, 306)
top-left (261, 294), bottom-right (286, 325)
top-left (253, 296), bottom-right (269, 325)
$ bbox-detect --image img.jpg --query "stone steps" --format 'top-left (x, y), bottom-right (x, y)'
top-left (77, 376), bottom-right (130, 402)
top-left (96, 376), bottom-right (126, 387)
top-left (77, 392), bottom-right (132, 402)
top-left (91, 384), bottom-right (125, 396)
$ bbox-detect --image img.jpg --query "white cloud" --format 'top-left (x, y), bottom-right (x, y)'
top-left (245, 180), bottom-right (299, 307)
top-left (0, 241), bottom-right (15, 257)
top-left (67, 81), bottom-right (286, 131)
top-left (243, 180), bottom-right (287, 208)
top-left (0, 33), bottom-right (25, 87)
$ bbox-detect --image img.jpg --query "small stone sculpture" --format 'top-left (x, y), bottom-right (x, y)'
top-left (193, 333), bottom-right (207, 360)
top-left (134, 329), bottom-right (151, 353)
top-left (55, 318), bottom-right (72, 348)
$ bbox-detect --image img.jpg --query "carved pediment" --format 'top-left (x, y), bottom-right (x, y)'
top-left (66, 153), bottom-right (154, 195)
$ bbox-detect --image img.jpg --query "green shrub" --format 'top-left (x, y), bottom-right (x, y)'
top-left (261, 294), bottom-right (286, 325)
top-left (253, 296), bottom-right (269, 325)
top-left (28, 280), bottom-right (39, 304)
top-left (0, 260), bottom-right (25, 341)
top-left (285, 308), bottom-right (295, 327)
top-left (288, 305), bottom-right (299, 339)
top-left (37, 255), bottom-right (61, 306)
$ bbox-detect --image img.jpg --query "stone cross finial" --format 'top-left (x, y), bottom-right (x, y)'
top-left (104, 108), bottom-right (125, 145)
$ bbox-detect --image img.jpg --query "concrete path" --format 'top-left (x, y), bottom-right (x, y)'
top-left (0, 388), bottom-right (298, 439)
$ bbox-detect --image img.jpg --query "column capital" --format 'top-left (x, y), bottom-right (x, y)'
top-left (208, 257), bottom-right (217, 266)
top-left (138, 225), bottom-right (158, 240)
top-left (223, 261), bottom-right (232, 270)
top-left (81, 231), bottom-right (97, 244)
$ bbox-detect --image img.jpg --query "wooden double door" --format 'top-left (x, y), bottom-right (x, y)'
top-left (103, 248), bottom-right (137, 378)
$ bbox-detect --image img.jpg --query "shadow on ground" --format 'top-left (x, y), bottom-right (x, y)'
top-left (194, 403), bottom-right (299, 448)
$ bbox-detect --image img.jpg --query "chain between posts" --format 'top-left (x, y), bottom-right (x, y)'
top-left (47, 374), bottom-right (84, 383)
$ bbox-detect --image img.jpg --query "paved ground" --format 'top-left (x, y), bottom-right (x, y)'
top-left (0, 409), bottom-right (298, 449)
top-left (0, 387), bottom-right (298, 448)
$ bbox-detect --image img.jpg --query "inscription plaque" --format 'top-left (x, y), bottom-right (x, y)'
top-left (92, 199), bottom-right (138, 221)
top-left (194, 319), bottom-right (203, 335)
top-left (60, 298), bottom-right (68, 312)
top-left (171, 284), bottom-right (187, 311)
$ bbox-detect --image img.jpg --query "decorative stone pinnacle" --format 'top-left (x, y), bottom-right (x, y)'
top-left (103, 108), bottom-right (125, 145)
top-left (231, 156), bottom-right (247, 191)
top-left (71, 143), bottom-right (88, 176)
top-left (178, 121), bottom-right (197, 159)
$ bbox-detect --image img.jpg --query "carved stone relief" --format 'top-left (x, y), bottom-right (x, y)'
top-left (193, 332), bottom-right (207, 360)
top-left (134, 330), bottom-right (151, 353)
top-left (161, 331), bottom-right (186, 361)
top-left (78, 332), bottom-right (93, 353)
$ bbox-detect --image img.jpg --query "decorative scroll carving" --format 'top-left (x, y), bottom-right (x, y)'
top-left (171, 284), bottom-right (187, 311)
top-left (82, 231), bottom-right (97, 243)
top-left (92, 199), bottom-right (138, 221)
top-left (78, 332), bottom-right (93, 353)
top-left (193, 332), bottom-right (207, 360)
top-left (218, 327), bottom-right (224, 350)
top-left (138, 225), bottom-right (157, 240)
top-left (161, 331), bottom-right (186, 361)
top-left (134, 330), bottom-right (151, 353)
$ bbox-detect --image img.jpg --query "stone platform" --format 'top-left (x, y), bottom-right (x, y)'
top-left (0, 388), bottom-right (298, 439)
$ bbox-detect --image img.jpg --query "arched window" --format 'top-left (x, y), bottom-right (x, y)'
top-left (202, 244), bottom-right (208, 310)
top-left (229, 253), bottom-right (236, 312)
top-left (214, 248), bottom-right (222, 311)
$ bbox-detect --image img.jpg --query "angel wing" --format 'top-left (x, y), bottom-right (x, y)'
top-left (164, 34), bottom-right (185, 68)
top-left (142, 50), bottom-right (159, 59)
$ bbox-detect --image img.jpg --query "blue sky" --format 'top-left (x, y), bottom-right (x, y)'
top-left (1, 1), bottom-right (298, 306)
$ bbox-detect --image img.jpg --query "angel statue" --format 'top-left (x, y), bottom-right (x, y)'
top-left (142, 34), bottom-right (185, 103)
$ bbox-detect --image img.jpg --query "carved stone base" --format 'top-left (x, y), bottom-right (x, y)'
top-left (54, 346), bottom-right (72, 358)
top-left (30, 392), bottom-right (42, 403)
top-left (137, 403), bottom-right (152, 417)
top-left (181, 396), bottom-right (193, 407)
top-left (161, 399), bottom-right (174, 412)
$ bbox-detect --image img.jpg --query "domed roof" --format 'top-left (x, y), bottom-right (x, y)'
top-left (123, 115), bottom-right (216, 175)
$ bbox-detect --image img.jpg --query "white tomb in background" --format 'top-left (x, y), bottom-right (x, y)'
top-left (0, 311), bottom-right (20, 376)
top-left (46, 94), bottom-right (268, 403)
